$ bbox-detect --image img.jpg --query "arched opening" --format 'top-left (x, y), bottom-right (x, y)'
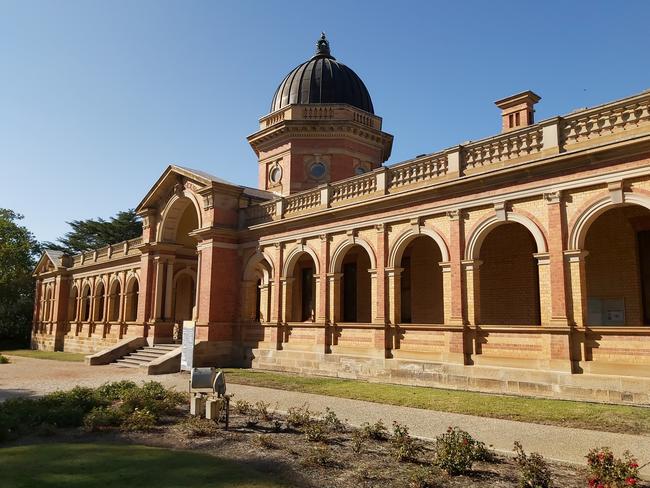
top-left (584, 205), bottom-right (650, 325)
top-left (399, 236), bottom-right (444, 324)
top-left (479, 222), bottom-right (541, 325)
top-left (340, 245), bottom-right (372, 323)
top-left (93, 281), bottom-right (105, 322)
top-left (289, 253), bottom-right (317, 322)
top-left (43, 287), bottom-right (52, 322)
top-left (108, 280), bottom-right (121, 322)
top-left (243, 253), bottom-right (273, 324)
top-left (81, 285), bottom-right (91, 322)
top-left (68, 285), bottom-right (78, 322)
top-left (125, 279), bottom-right (139, 322)
top-left (173, 273), bottom-right (196, 322)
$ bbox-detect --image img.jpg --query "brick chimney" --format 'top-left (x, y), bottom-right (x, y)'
top-left (495, 90), bottom-right (541, 133)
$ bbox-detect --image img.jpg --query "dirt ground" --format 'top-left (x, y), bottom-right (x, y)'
top-left (7, 406), bottom-right (615, 488)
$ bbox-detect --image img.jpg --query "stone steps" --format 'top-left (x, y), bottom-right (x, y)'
top-left (113, 344), bottom-right (179, 369)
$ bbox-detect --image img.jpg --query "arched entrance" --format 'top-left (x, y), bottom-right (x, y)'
top-left (583, 205), bottom-right (650, 325)
top-left (108, 280), bottom-right (121, 322)
top-left (286, 253), bottom-right (318, 322)
top-left (173, 272), bottom-right (196, 323)
top-left (398, 236), bottom-right (444, 324)
top-left (477, 222), bottom-right (541, 325)
top-left (125, 278), bottom-right (139, 322)
top-left (339, 245), bottom-right (372, 323)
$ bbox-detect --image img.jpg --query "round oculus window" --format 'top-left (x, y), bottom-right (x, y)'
top-left (354, 166), bottom-right (367, 175)
top-left (309, 162), bottom-right (326, 179)
top-left (269, 166), bottom-right (282, 184)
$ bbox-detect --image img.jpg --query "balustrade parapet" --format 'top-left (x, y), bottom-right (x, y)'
top-left (244, 90), bottom-right (650, 226)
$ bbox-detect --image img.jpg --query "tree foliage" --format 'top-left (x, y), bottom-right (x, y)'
top-left (43, 209), bottom-right (142, 255)
top-left (0, 209), bottom-right (41, 343)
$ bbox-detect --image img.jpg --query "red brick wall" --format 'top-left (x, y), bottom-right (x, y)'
top-left (402, 236), bottom-right (444, 323)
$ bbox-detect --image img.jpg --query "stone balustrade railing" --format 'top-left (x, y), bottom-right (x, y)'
top-left (71, 236), bottom-right (144, 267)
top-left (245, 90), bottom-right (650, 226)
top-left (284, 188), bottom-right (321, 216)
top-left (331, 172), bottom-right (377, 204)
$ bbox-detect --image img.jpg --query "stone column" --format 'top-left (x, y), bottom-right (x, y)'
top-left (164, 260), bottom-right (175, 320)
top-left (544, 191), bottom-right (570, 326)
top-left (374, 224), bottom-right (387, 325)
top-left (317, 234), bottom-right (329, 323)
top-left (386, 267), bottom-right (402, 351)
top-left (448, 210), bottom-right (465, 325)
top-left (440, 262), bottom-right (452, 324)
top-left (565, 250), bottom-right (589, 327)
top-left (137, 251), bottom-right (155, 326)
top-left (280, 277), bottom-right (294, 324)
top-left (386, 267), bottom-right (402, 325)
top-left (328, 273), bottom-right (342, 324)
top-left (463, 260), bottom-right (482, 325)
top-left (153, 257), bottom-right (165, 320)
top-left (535, 253), bottom-right (551, 326)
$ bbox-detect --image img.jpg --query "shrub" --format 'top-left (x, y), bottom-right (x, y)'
top-left (513, 441), bottom-right (553, 488)
top-left (95, 380), bottom-right (138, 401)
top-left (286, 404), bottom-right (314, 429)
top-left (253, 401), bottom-right (273, 421)
top-left (586, 447), bottom-right (642, 488)
top-left (321, 407), bottom-right (344, 432)
top-left (391, 421), bottom-right (423, 462)
top-left (301, 446), bottom-right (338, 468)
top-left (234, 400), bottom-right (252, 415)
top-left (255, 434), bottom-right (278, 449)
top-left (121, 408), bottom-right (156, 431)
top-left (0, 354), bottom-right (9, 364)
top-left (360, 419), bottom-right (389, 441)
top-left (351, 429), bottom-right (366, 453)
top-left (409, 466), bottom-right (443, 488)
top-left (176, 416), bottom-right (219, 437)
top-left (83, 406), bottom-right (124, 432)
top-left (433, 426), bottom-right (486, 475)
top-left (119, 381), bottom-right (184, 418)
top-left (304, 420), bottom-right (328, 442)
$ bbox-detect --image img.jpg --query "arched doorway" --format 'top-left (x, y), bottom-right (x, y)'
top-left (288, 253), bottom-right (317, 322)
top-left (68, 285), bottom-right (78, 322)
top-left (81, 284), bottom-right (91, 322)
top-left (108, 280), bottom-right (121, 322)
top-left (584, 205), bottom-right (650, 325)
top-left (93, 281), bottom-right (105, 322)
top-left (399, 236), bottom-right (444, 324)
top-left (478, 222), bottom-right (541, 325)
top-left (339, 245), bottom-right (372, 323)
top-left (173, 273), bottom-right (196, 323)
top-left (125, 278), bottom-right (139, 322)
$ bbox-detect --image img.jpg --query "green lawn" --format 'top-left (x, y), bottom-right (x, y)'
top-left (1, 349), bottom-right (86, 362)
top-left (224, 368), bottom-right (650, 436)
top-left (0, 443), bottom-right (290, 488)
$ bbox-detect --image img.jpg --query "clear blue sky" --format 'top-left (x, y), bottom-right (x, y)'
top-left (2, 0), bottom-right (649, 243)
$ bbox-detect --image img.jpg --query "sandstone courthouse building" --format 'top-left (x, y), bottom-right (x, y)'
top-left (33, 35), bottom-right (650, 403)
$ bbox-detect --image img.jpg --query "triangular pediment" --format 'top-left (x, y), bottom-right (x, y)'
top-left (136, 165), bottom-right (272, 213)
top-left (34, 250), bottom-right (66, 275)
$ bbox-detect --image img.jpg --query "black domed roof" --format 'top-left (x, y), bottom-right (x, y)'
top-left (270, 34), bottom-right (374, 114)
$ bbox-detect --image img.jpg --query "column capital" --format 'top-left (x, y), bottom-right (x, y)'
top-left (534, 252), bottom-right (551, 265)
top-left (439, 261), bottom-right (452, 272)
top-left (461, 259), bottom-right (483, 270)
top-left (385, 267), bottom-right (403, 277)
top-left (543, 190), bottom-right (562, 205)
top-left (447, 209), bottom-right (463, 221)
top-left (564, 250), bottom-right (589, 263)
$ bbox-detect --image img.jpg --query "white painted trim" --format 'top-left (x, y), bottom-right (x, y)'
top-left (330, 236), bottom-right (377, 273)
top-left (465, 212), bottom-right (548, 260)
top-left (388, 227), bottom-right (450, 267)
top-left (282, 243), bottom-right (321, 277)
top-left (568, 191), bottom-right (650, 250)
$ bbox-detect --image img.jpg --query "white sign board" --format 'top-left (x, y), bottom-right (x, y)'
top-left (180, 320), bottom-right (196, 371)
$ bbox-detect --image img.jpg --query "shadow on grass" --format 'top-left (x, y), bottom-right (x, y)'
top-left (0, 442), bottom-right (299, 488)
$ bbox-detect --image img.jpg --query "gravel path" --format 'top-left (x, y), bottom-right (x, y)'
top-left (2, 355), bottom-right (649, 477)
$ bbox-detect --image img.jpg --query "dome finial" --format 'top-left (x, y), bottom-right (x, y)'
top-left (315, 32), bottom-right (331, 57)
